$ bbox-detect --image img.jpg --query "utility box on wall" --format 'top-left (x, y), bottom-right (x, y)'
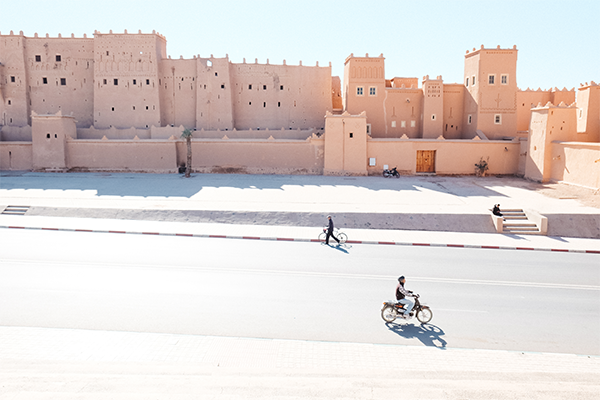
top-left (31, 111), bottom-right (77, 171)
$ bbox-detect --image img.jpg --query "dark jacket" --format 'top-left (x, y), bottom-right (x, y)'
top-left (328, 218), bottom-right (334, 232)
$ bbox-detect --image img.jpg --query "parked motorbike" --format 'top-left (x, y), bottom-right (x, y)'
top-left (383, 167), bottom-right (400, 178)
top-left (381, 294), bottom-right (433, 324)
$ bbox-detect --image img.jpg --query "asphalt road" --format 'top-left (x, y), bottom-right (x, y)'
top-left (1, 228), bottom-right (598, 355)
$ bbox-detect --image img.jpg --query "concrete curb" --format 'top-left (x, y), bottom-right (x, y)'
top-left (3, 224), bottom-right (599, 254)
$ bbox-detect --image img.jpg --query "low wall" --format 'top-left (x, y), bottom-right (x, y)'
top-left (177, 138), bottom-right (325, 175)
top-left (367, 139), bottom-right (520, 175)
top-left (66, 140), bottom-right (177, 173)
top-left (550, 142), bottom-right (600, 189)
top-left (0, 142), bottom-right (33, 170)
top-left (0, 125), bottom-right (32, 141)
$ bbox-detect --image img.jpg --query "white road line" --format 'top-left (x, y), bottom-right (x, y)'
top-left (2, 258), bottom-right (599, 291)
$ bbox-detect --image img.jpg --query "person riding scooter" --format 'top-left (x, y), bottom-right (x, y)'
top-left (395, 276), bottom-right (415, 319)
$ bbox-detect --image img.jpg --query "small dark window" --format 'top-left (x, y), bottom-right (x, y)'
top-left (280, 85), bottom-right (284, 90)
top-left (54, 134), bottom-right (57, 138)
top-left (132, 79), bottom-right (136, 85)
top-left (146, 79), bottom-right (150, 85)
top-left (111, 107), bottom-right (114, 111)
top-left (114, 79), bottom-right (118, 85)
top-left (263, 102), bottom-right (266, 107)
top-left (215, 72), bottom-right (218, 76)
top-left (146, 106), bottom-right (149, 110)
top-left (349, 132), bottom-right (353, 138)
top-left (103, 79), bottom-right (107, 85)
top-left (10, 76), bottom-right (15, 83)
top-left (263, 85), bottom-right (267, 90)
top-left (221, 84), bottom-right (225, 89)
top-left (60, 78), bottom-right (66, 85)
top-left (56, 55), bottom-right (61, 62)
top-left (35, 55), bottom-right (41, 62)
top-left (7, 100), bottom-right (11, 105)
top-left (106, 51), bottom-right (109, 56)
top-left (248, 84), bottom-right (252, 90)
top-left (42, 77), bottom-right (48, 84)
top-left (133, 106), bottom-right (136, 110)
top-left (278, 102), bottom-right (281, 107)
top-left (46, 133), bottom-right (50, 138)
top-left (249, 102), bottom-right (252, 105)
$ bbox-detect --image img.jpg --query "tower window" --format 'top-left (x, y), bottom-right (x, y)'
top-left (114, 79), bottom-right (118, 85)
top-left (466, 77), bottom-right (469, 87)
top-left (468, 115), bottom-right (472, 124)
top-left (42, 77), bottom-right (48, 84)
top-left (35, 55), bottom-right (41, 62)
top-left (248, 84), bottom-right (252, 90)
top-left (263, 85), bottom-right (267, 90)
top-left (10, 76), bottom-right (15, 83)
top-left (488, 75), bottom-right (495, 85)
top-left (494, 114), bottom-right (502, 124)
top-left (472, 75), bottom-right (476, 85)
top-left (60, 78), bottom-right (66, 85)
top-left (221, 84), bottom-right (225, 89)
top-left (357, 87), bottom-right (364, 96)
top-left (369, 87), bottom-right (376, 96)
top-left (501, 75), bottom-right (508, 85)
top-left (280, 85), bottom-right (284, 90)
top-left (146, 79), bottom-right (150, 85)
top-left (133, 79), bottom-right (137, 85)
top-left (56, 55), bottom-right (61, 62)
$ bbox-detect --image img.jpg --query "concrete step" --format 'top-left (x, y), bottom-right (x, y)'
top-left (2, 205), bottom-right (30, 216)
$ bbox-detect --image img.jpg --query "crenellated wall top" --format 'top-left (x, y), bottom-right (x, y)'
top-left (465, 44), bottom-right (518, 58)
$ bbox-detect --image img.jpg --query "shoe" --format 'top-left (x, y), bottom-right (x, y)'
top-left (402, 314), bottom-right (410, 319)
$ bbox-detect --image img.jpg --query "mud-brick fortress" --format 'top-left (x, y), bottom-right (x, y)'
top-left (1, 30), bottom-right (598, 189)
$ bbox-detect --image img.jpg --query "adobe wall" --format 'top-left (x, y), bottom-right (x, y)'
top-left (367, 138), bottom-right (519, 175)
top-left (576, 83), bottom-right (600, 141)
top-left (177, 138), bottom-right (324, 175)
top-left (230, 61), bottom-right (331, 131)
top-left (442, 83), bottom-right (465, 139)
top-left (323, 112), bottom-right (367, 175)
top-left (550, 142), bottom-right (600, 189)
top-left (516, 89), bottom-right (576, 132)
top-left (67, 140), bottom-right (177, 173)
top-left (381, 87), bottom-right (422, 138)
top-left (0, 125), bottom-right (32, 141)
top-left (0, 142), bottom-right (32, 170)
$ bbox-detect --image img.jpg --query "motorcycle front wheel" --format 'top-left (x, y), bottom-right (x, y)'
top-left (381, 306), bottom-right (397, 322)
top-left (416, 307), bottom-right (433, 324)
top-left (383, 171), bottom-right (390, 178)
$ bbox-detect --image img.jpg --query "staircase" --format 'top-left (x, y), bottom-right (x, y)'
top-left (1, 205), bottom-right (30, 216)
top-left (500, 209), bottom-right (541, 234)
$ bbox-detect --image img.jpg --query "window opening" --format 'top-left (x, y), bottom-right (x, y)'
top-left (501, 75), bottom-right (508, 84)
top-left (10, 76), bottom-right (15, 83)
top-left (278, 102), bottom-right (281, 107)
top-left (248, 84), bottom-right (252, 89)
top-left (280, 85), bottom-right (284, 90)
top-left (56, 55), bottom-right (61, 62)
top-left (221, 84), bottom-right (225, 89)
top-left (263, 102), bottom-right (266, 107)
top-left (60, 78), bottom-right (66, 85)
top-left (146, 79), bottom-right (150, 85)
top-left (369, 87), bottom-right (376, 96)
top-left (133, 79), bottom-right (137, 85)
top-left (35, 55), bottom-right (41, 62)
top-left (488, 75), bottom-right (495, 85)
top-left (114, 78), bottom-right (118, 85)
top-left (42, 77), bottom-right (48, 84)
top-left (349, 132), bottom-right (353, 138)
top-left (466, 77), bottom-right (469, 87)
top-left (357, 87), bottom-right (363, 95)
top-left (263, 85), bottom-right (267, 90)
top-left (472, 75), bottom-right (476, 85)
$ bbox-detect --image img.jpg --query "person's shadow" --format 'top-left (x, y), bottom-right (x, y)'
top-left (385, 321), bottom-right (447, 349)
top-left (321, 242), bottom-right (350, 254)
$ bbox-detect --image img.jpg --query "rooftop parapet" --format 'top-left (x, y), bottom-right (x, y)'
top-left (465, 44), bottom-right (518, 57)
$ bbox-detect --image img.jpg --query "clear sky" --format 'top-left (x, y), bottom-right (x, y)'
top-left (2, 0), bottom-right (598, 91)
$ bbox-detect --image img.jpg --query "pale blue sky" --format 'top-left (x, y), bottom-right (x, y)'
top-left (3, 0), bottom-right (598, 90)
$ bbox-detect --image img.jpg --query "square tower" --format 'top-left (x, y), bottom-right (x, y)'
top-left (343, 54), bottom-right (386, 136)
top-left (463, 45), bottom-right (518, 139)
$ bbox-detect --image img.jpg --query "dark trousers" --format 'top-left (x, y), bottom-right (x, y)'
top-left (326, 230), bottom-right (339, 244)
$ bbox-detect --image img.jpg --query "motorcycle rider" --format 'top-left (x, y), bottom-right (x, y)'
top-left (395, 276), bottom-right (415, 319)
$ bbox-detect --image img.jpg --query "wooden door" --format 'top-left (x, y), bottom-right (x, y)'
top-left (416, 150), bottom-right (436, 173)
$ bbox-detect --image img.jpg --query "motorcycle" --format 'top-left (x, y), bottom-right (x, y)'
top-left (381, 294), bottom-right (433, 324)
top-left (383, 167), bottom-right (400, 178)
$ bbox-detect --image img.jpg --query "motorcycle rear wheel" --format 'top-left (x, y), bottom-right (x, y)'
top-left (383, 172), bottom-right (390, 178)
top-left (416, 307), bottom-right (433, 324)
top-left (381, 305), bottom-right (397, 322)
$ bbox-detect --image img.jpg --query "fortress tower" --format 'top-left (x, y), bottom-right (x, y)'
top-left (343, 54), bottom-right (386, 137)
top-left (463, 45), bottom-right (518, 139)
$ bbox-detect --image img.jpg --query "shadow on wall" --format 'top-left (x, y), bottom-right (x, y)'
top-left (0, 172), bottom-right (513, 199)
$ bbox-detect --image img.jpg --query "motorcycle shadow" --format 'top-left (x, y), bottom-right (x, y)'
top-left (385, 322), bottom-right (447, 349)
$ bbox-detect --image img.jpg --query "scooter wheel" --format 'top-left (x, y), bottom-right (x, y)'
top-left (381, 305), bottom-right (397, 322)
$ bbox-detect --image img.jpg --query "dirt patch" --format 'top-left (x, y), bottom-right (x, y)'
top-left (535, 182), bottom-right (600, 209)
